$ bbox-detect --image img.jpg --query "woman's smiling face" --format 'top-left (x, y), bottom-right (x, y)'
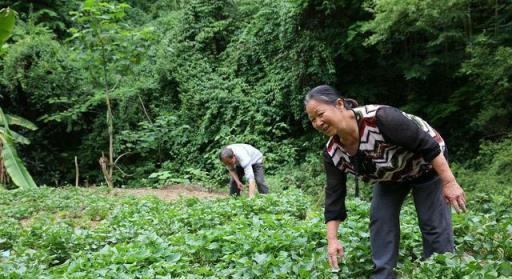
top-left (305, 99), bottom-right (344, 137)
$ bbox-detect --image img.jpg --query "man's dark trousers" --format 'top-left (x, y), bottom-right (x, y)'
top-left (229, 163), bottom-right (269, 196)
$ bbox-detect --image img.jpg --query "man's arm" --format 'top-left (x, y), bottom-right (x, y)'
top-left (228, 168), bottom-right (244, 190)
top-left (242, 165), bottom-right (256, 198)
top-left (247, 178), bottom-right (256, 198)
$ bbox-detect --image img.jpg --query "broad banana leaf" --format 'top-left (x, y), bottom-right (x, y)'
top-left (0, 105), bottom-right (37, 145)
top-left (0, 128), bottom-right (30, 144)
top-left (0, 8), bottom-right (15, 45)
top-left (2, 115), bottom-right (37, 130)
top-left (0, 133), bottom-right (37, 189)
top-left (0, 108), bottom-right (37, 189)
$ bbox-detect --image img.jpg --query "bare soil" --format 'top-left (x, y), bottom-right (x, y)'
top-left (112, 184), bottom-right (228, 201)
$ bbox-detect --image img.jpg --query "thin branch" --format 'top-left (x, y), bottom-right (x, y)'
top-left (114, 151), bottom-right (132, 165)
top-left (115, 164), bottom-right (134, 177)
top-left (482, 131), bottom-right (509, 139)
top-left (138, 94), bottom-right (152, 123)
top-left (109, 77), bottom-right (122, 93)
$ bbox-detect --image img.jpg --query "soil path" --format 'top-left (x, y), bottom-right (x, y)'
top-left (113, 184), bottom-right (228, 201)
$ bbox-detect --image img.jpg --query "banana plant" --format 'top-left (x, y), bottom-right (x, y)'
top-left (0, 109), bottom-right (38, 188)
top-left (0, 8), bottom-right (37, 189)
top-left (0, 108), bottom-right (38, 189)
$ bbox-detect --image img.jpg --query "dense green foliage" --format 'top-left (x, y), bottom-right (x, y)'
top-left (0, 0), bottom-right (510, 187)
top-left (0, 138), bottom-right (510, 277)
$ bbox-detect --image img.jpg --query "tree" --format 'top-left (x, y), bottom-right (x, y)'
top-left (68, 0), bottom-right (144, 189)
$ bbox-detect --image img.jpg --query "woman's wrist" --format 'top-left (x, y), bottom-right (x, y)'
top-left (440, 174), bottom-right (456, 187)
top-left (326, 220), bottom-right (340, 240)
top-left (327, 231), bottom-right (339, 241)
top-left (327, 237), bottom-right (338, 243)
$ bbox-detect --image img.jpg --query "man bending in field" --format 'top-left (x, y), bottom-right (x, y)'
top-left (219, 144), bottom-right (269, 198)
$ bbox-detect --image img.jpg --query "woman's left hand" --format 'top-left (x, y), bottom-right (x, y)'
top-left (443, 181), bottom-right (466, 213)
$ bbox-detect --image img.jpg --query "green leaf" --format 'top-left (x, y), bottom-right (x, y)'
top-left (0, 8), bottom-right (16, 45)
top-left (3, 114), bottom-right (37, 130)
top-left (0, 108), bottom-right (37, 189)
top-left (254, 253), bottom-right (268, 264)
top-left (0, 128), bottom-right (30, 144)
top-left (0, 132), bottom-right (37, 189)
top-left (84, 0), bottom-right (96, 9)
top-left (499, 261), bottom-right (512, 276)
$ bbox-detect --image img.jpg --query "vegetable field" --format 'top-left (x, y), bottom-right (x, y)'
top-left (1, 181), bottom-right (510, 278)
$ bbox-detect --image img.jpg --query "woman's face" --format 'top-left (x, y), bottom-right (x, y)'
top-left (305, 99), bottom-right (344, 137)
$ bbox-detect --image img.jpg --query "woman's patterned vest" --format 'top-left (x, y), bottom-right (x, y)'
top-left (326, 105), bottom-right (446, 182)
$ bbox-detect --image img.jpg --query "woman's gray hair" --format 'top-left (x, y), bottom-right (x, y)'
top-left (304, 85), bottom-right (358, 108)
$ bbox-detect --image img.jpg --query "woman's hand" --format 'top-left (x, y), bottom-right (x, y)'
top-left (443, 180), bottom-right (466, 213)
top-left (431, 153), bottom-right (467, 213)
top-left (327, 238), bottom-right (345, 270)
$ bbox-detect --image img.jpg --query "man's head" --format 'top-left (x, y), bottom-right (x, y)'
top-left (219, 147), bottom-right (236, 167)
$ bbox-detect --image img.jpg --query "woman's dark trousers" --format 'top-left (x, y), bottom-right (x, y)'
top-left (369, 176), bottom-right (454, 279)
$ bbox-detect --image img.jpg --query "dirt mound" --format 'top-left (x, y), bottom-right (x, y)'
top-left (113, 184), bottom-right (227, 201)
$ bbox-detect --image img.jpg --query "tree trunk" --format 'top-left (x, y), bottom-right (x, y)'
top-left (75, 156), bottom-right (79, 187)
top-left (101, 44), bottom-right (114, 190)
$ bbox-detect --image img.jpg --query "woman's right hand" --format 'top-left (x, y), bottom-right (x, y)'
top-left (327, 238), bottom-right (345, 270)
